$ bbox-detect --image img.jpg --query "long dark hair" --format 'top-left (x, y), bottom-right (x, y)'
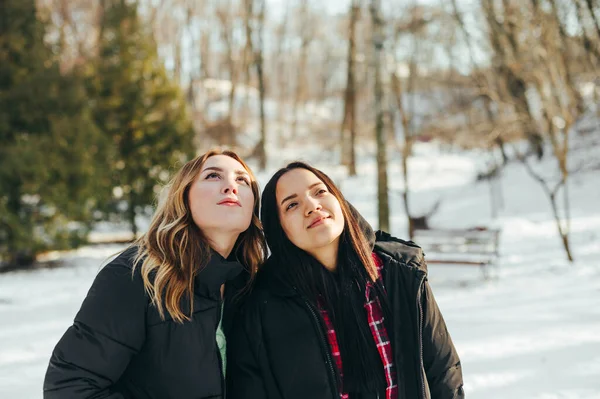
top-left (261, 161), bottom-right (387, 394)
top-left (261, 162), bottom-right (378, 288)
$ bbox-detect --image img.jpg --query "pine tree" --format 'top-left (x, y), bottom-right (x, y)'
top-left (89, 0), bottom-right (195, 235)
top-left (0, 0), bottom-right (106, 266)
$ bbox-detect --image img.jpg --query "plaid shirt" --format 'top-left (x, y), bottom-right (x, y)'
top-left (318, 253), bottom-right (398, 399)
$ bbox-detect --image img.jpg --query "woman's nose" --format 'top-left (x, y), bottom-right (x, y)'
top-left (221, 180), bottom-right (238, 195)
top-left (304, 198), bottom-right (322, 216)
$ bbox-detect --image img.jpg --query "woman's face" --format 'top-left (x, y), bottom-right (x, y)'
top-left (275, 168), bottom-right (345, 260)
top-left (188, 155), bottom-right (255, 238)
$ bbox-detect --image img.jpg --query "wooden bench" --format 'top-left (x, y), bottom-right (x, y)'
top-left (413, 227), bottom-right (501, 278)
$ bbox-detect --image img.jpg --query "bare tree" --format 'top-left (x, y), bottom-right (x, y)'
top-left (340, 0), bottom-right (360, 176)
top-left (370, 0), bottom-right (389, 232)
top-left (583, 0), bottom-right (600, 40)
top-left (470, 0), bottom-right (584, 262)
top-left (574, 0), bottom-right (600, 63)
top-left (389, 4), bottom-right (438, 238)
top-left (482, 0), bottom-right (544, 159)
top-left (199, 25), bottom-right (213, 80)
top-left (516, 150), bottom-right (575, 261)
top-left (216, 0), bottom-right (239, 146)
top-left (391, 67), bottom-right (416, 237)
top-left (255, 0), bottom-right (267, 170)
top-left (244, 0), bottom-right (267, 169)
top-left (291, 0), bottom-right (315, 139)
top-left (273, 0), bottom-right (291, 146)
top-left (548, 0), bottom-right (585, 114)
top-left (526, 0), bottom-right (581, 261)
top-left (449, 0), bottom-right (509, 163)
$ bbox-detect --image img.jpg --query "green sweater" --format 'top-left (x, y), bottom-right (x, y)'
top-left (216, 303), bottom-right (227, 376)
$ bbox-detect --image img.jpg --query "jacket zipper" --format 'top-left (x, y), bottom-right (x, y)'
top-left (302, 298), bottom-right (340, 399)
top-left (416, 275), bottom-right (427, 399)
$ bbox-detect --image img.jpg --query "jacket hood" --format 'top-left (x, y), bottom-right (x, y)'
top-left (374, 231), bottom-right (427, 274)
top-left (348, 201), bottom-right (426, 274)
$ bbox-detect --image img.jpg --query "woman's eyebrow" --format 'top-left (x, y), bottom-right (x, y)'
top-left (280, 193), bottom-right (297, 205)
top-left (279, 182), bottom-right (322, 205)
top-left (201, 166), bottom-right (222, 173)
top-left (201, 167), bottom-right (249, 176)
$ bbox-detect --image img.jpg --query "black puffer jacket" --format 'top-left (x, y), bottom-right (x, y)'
top-left (44, 246), bottom-right (247, 399)
top-left (227, 231), bottom-right (464, 399)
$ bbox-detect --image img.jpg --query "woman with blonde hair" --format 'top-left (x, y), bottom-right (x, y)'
top-left (44, 149), bottom-right (266, 399)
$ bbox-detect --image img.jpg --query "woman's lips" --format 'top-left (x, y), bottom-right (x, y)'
top-left (308, 216), bottom-right (330, 229)
top-left (217, 199), bottom-right (241, 207)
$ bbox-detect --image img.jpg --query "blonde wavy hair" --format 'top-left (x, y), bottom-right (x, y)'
top-left (133, 149), bottom-right (266, 323)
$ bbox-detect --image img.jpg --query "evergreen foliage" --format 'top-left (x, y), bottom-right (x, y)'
top-left (0, 0), bottom-right (195, 267)
top-left (88, 0), bottom-right (195, 235)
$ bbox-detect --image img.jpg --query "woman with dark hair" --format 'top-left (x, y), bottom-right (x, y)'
top-left (44, 149), bottom-right (267, 399)
top-left (227, 161), bottom-right (464, 399)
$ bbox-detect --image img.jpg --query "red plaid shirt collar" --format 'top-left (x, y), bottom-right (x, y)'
top-left (318, 252), bottom-right (398, 399)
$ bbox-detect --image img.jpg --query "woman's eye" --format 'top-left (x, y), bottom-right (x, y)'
top-left (316, 188), bottom-right (327, 195)
top-left (206, 172), bottom-right (220, 179)
top-left (285, 202), bottom-right (297, 211)
top-left (237, 176), bottom-right (250, 185)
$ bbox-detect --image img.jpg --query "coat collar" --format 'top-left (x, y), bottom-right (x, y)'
top-left (194, 250), bottom-right (245, 300)
top-left (254, 256), bottom-right (296, 297)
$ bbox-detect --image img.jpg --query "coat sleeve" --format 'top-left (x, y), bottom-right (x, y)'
top-left (226, 304), bottom-right (269, 399)
top-left (43, 259), bottom-right (147, 399)
top-left (421, 280), bottom-right (465, 399)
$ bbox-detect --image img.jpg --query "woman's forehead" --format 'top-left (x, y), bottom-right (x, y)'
top-left (276, 169), bottom-right (323, 197)
top-left (203, 155), bottom-right (248, 173)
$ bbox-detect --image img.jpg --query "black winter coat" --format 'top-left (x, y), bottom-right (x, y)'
top-left (44, 246), bottom-right (247, 399)
top-left (227, 231), bottom-right (464, 399)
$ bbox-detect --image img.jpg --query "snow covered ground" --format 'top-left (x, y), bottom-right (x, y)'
top-left (1, 138), bottom-right (599, 398)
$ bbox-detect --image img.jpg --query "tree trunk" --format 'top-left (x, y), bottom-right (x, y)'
top-left (128, 192), bottom-right (138, 239)
top-left (574, 0), bottom-right (600, 63)
top-left (242, 0), bottom-right (266, 168)
top-left (341, 0), bottom-right (359, 176)
top-left (547, 0), bottom-right (585, 114)
top-left (291, 1), bottom-right (310, 141)
top-left (274, 4), bottom-right (290, 147)
top-left (174, 34), bottom-right (182, 83)
top-left (370, 0), bottom-right (389, 232)
top-left (96, 0), bottom-right (107, 57)
top-left (495, 136), bottom-right (509, 164)
top-left (199, 29), bottom-right (211, 80)
top-left (5, 181), bottom-right (26, 266)
top-left (450, 0), bottom-right (477, 66)
top-left (520, 157), bottom-right (575, 263)
top-left (255, 0), bottom-right (267, 170)
top-left (218, 2), bottom-right (237, 147)
top-left (527, 45), bottom-right (575, 263)
top-left (549, 192), bottom-right (574, 262)
top-left (391, 72), bottom-right (413, 238)
top-left (584, 0), bottom-right (600, 40)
